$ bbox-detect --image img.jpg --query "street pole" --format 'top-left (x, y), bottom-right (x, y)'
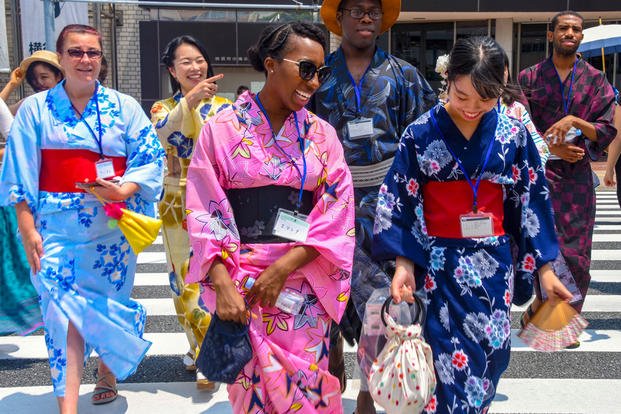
top-left (43, 0), bottom-right (55, 51)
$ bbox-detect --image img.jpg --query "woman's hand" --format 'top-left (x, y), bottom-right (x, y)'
top-left (215, 281), bottom-right (248, 324)
top-left (247, 263), bottom-right (289, 309)
top-left (539, 263), bottom-right (573, 304)
top-left (22, 228), bottom-right (43, 274)
top-left (391, 256), bottom-right (416, 304)
top-left (211, 258), bottom-right (248, 324)
top-left (9, 68), bottom-right (25, 87)
top-left (184, 74), bottom-right (224, 110)
top-left (90, 179), bottom-right (139, 202)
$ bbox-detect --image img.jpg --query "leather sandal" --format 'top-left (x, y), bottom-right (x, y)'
top-left (92, 371), bottom-right (118, 405)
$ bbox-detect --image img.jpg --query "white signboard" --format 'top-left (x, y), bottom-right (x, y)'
top-left (0, 0), bottom-right (9, 72)
top-left (20, 0), bottom-right (88, 58)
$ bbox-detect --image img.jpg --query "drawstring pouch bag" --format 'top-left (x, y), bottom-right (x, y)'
top-left (196, 312), bottom-right (252, 384)
top-left (368, 295), bottom-right (436, 414)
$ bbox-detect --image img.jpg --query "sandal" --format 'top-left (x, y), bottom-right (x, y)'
top-left (183, 350), bottom-right (197, 372)
top-left (92, 371), bottom-right (118, 405)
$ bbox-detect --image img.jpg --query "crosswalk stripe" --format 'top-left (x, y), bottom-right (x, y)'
top-left (0, 378), bottom-right (618, 414)
top-left (3, 328), bottom-right (620, 360)
top-left (592, 250), bottom-right (621, 261)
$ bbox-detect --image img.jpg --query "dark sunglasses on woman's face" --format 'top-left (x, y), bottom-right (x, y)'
top-left (282, 59), bottom-right (331, 83)
top-left (66, 48), bottom-right (103, 60)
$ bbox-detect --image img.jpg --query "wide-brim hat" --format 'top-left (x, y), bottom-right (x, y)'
top-left (19, 50), bottom-right (63, 74)
top-left (320, 0), bottom-right (401, 36)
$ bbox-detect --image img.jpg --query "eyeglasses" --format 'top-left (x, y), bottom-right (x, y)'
top-left (65, 48), bottom-right (103, 60)
top-left (340, 8), bottom-right (383, 21)
top-left (282, 59), bottom-right (331, 83)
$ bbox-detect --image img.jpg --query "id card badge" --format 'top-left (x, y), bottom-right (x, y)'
top-left (95, 158), bottom-right (115, 179)
top-left (460, 212), bottom-right (494, 238)
top-left (346, 117), bottom-right (374, 140)
top-left (272, 208), bottom-right (310, 242)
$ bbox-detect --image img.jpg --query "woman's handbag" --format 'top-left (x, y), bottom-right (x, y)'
top-left (195, 312), bottom-right (252, 384)
top-left (89, 188), bottom-right (162, 254)
top-left (368, 295), bottom-right (436, 414)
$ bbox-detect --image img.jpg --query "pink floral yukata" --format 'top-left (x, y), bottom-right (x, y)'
top-left (186, 91), bottom-right (355, 413)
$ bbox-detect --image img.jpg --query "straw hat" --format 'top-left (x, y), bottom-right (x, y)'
top-left (320, 0), bottom-right (401, 36)
top-left (19, 50), bottom-right (63, 74)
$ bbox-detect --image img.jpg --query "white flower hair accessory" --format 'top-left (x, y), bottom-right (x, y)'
top-left (435, 54), bottom-right (450, 103)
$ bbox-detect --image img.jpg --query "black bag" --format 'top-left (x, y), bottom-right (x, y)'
top-left (195, 313), bottom-right (252, 384)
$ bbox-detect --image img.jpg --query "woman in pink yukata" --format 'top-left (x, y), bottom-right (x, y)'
top-left (185, 22), bottom-right (355, 413)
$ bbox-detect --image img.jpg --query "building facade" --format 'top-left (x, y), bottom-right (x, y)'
top-left (2, 0), bottom-right (620, 112)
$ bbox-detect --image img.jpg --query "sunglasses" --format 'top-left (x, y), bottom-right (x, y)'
top-left (282, 59), bottom-right (331, 83)
top-left (66, 48), bottom-right (103, 60)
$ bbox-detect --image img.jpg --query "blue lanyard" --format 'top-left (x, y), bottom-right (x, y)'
top-left (255, 94), bottom-right (308, 210)
top-left (555, 60), bottom-right (577, 116)
top-left (346, 71), bottom-right (366, 116)
top-left (429, 108), bottom-right (495, 213)
top-left (71, 84), bottom-right (104, 158)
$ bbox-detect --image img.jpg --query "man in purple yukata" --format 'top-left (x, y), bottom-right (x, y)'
top-left (518, 11), bottom-right (617, 339)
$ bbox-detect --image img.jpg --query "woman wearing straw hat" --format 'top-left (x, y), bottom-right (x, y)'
top-left (0, 50), bottom-right (64, 114)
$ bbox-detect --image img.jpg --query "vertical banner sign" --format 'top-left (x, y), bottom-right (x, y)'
top-left (0, 0), bottom-right (9, 72)
top-left (20, 0), bottom-right (88, 58)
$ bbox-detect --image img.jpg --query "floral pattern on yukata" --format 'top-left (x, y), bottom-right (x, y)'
top-left (373, 105), bottom-right (559, 413)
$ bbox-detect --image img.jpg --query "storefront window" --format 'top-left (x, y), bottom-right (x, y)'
top-left (456, 20), bottom-right (492, 39)
top-left (517, 23), bottom-right (548, 72)
top-left (391, 22), bottom-right (453, 92)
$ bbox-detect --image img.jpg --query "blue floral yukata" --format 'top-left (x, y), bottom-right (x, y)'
top-left (310, 46), bottom-right (436, 326)
top-left (0, 81), bottom-right (165, 396)
top-left (373, 105), bottom-right (559, 413)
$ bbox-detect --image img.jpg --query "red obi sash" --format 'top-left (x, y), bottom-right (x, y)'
top-left (423, 180), bottom-right (505, 238)
top-left (39, 149), bottom-right (126, 193)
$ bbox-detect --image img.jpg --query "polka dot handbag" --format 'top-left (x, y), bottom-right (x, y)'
top-left (368, 295), bottom-right (436, 414)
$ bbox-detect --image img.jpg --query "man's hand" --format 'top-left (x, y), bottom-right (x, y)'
top-left (548, 143), bottom-right (585, 163)
top-left (544, 115), bottom-right (576, 144)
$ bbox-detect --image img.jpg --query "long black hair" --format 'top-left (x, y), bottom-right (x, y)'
top-left (447, 36), bottom-right (506, 101)
top-left (247, 22), bottom-right (326, 74)
top-left (500, 49), bottom-right (522, 106)
top-left (161, 35), bottom-right (214, 94)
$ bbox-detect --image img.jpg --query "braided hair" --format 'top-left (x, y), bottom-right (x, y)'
top-left (247, 22), bottom-right (326, 74)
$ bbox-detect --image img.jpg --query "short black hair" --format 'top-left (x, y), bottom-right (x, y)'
top-left (447, 36), bottom-right (505, 101)
top-left (247, 22), bottom-right (326, 74)
top-left (161, 35), bottom-right (214, 94)
top-left (550, 10), bottom-right (584, 31)
top-left (25, 61), bottom-right (62, 92)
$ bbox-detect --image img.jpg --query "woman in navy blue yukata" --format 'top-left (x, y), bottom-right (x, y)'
top-left (373, 37), bottom-right (572, 413)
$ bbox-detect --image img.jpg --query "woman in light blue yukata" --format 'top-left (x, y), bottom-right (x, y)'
top-left (0, 24), bottom-right (164, 413)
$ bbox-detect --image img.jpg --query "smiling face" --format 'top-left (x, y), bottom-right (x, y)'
top-left (337, 0), bottom-right (382, 51)
top-left (58, 32), bottom-right (102, 86)
top-left (446, 75), bottom-right (497, 124)
top-left (548, 14), bottom-right (584, 57)
top-left (28, 62), bottom-right (62, 92)
top-left (168, 43), bottom-right (209, 95)
top-left (265, 34), bottom-right (325, 113)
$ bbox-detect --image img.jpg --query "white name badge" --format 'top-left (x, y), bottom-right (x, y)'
top-left (272, 208), bottom-right (310, 242)
top-left (95, 158), bottom-right (115, 179)
top-left (347, 117), bottom-right (374, 140)
top-left (460, 212), bottom-right (494, 238)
